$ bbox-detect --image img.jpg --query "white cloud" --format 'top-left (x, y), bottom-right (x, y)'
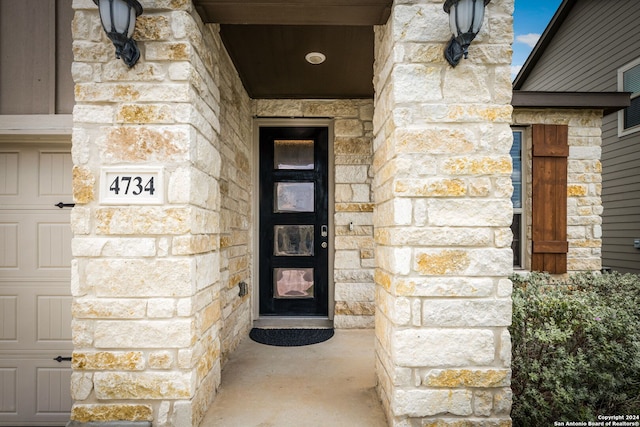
top-left (511, 65), bottom-right (523, 81)
top-left (516, 33), bottom-right (541, 48)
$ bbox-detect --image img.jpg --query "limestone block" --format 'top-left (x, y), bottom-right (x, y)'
top-left (392, 329), bottom-right (495, 367)
top-left (334, 250), bottom-right (361, 269)
top-left (302, 100), bottom-right (360, 117)
top-left (390, 277), bottom-right (495, 298)
top-left (135, 15), bottom-right (172, 41)
top-left (145, 42), bottom-right (192, 61)
top-left (423, 369), bottom-right (510, 388)
top-left (72, 237), bottom-right (156, 257)
top-left (395, 126), bottom-right (477, 155)
top-left (335, 119), bottom-right (364, 137)
top-left (70, 372), bottom-right (94, 400)
top-left (85, 258), bottom-right (193, 297)
top-left (94, 371), bottom-right (193, 399)
top-left (94, 319), bottom-right (193, 348)
top-left (147, 299), bottom-right (176, 318)
top-left (148, 351), bottom-right (174, 369)
top-left (334, 315), bottom-right (375, 329)
top-left (336, 165), bottom-right (369, 183)
top-left (444, 65), bottom-right (492, 103)
top-left (376, 246), bottom-right (412, 275)
top-left (392, 3), bottom-right (448, 43)
top-left (414, 248), bottom-right (512, 276)
top-left (427, 199), bottom-right (513, 227)
top-left (393, 64), bottom-right (444, 103)
top-left (393, 389), bottom-right (473, 417)
top-left (394, 178), bottom-right (467, 197)
top-left (72, 166), bottom-right (95, 204)
top-left (253, 99), bottom-right (303, 117)
top-left (70, 404), bottom-right (153, 422)
top-left (421, 299), bottom-right (512, 327)
top-left (72, 40), bottom-right (111, 62)
top-left (446, 104), bottom-right (513, 123)
top-left (73, 298), bottom-right (146, 319)
top-left (172, 235), bottom-right (218, 255)
top-left (376, 287), bottom-right (410, 325)
top-left (442, 156), bottom-right (512, 176)
top-left (73, 351), bottom-right (145, 371)
top-left (102, 61), bottom-right (167, 83)
top-left (72, 319), bottom-right (95, 347)
top-left (98, 126), bottom-right (190, 163)
top-left (473, 390), bottom-right (494, 416)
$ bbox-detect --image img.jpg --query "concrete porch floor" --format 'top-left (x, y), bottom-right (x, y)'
top-left (200, 329), bottom-right (388, 427)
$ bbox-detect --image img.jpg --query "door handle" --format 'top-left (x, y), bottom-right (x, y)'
top-left (321, 225), bottom-right (328, 237)
top-left (55, 202), bottom-right (75, 209)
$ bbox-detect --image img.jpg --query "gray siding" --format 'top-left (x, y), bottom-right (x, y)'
top-left (520, 0), bottom-right (640, 273)
top-left (0, 0), bottom-right (74, 115)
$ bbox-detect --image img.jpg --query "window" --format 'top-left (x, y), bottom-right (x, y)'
top-left (511, 129), bottom-right (524, 268)
top-left (618, 57), bottom-right (640, 136)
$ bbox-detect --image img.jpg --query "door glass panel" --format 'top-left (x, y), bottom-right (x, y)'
top-left (274, 268), bottom-right (314, 298)
top-left (275, 182), bottom-right (314, 212)
top-left (274, 139), bottom-right (314, 170)
top-left (274, 225), bottom-right (314, 256)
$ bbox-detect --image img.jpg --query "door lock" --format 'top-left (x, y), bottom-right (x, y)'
top-left (321, 225), bottom-right (328, 237)
top-left (321, 242), bottom-right (328, 249)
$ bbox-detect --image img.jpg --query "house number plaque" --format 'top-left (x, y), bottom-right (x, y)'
top-left (100, 167), bottom-right (164, 205)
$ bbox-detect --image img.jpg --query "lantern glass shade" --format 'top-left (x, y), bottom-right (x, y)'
top-left (93, 0), bottom-right (143, 67)
top-left (98, 0), bottom-right (137, 38)
top-left (449, 0), bottom-right (486, 36)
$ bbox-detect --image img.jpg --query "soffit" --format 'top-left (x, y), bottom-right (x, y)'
top-left (192, 1), bottom-right (393, 99)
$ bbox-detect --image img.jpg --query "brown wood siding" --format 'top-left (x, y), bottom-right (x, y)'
top-left (0, 0), bottom-right (73, 115)
top-left (532, 124), bottom-right (569, 274)
top-left (519, 0), bottom-right (640, 273)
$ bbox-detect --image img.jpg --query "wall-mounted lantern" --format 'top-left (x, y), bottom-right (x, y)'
top-left (443, 0), bottom-right (491, 67)
top-left (93, 0), bottom-right (143, 68)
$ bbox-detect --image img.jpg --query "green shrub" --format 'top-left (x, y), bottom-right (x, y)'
top-left (510, 271), bottom-right (640, 425)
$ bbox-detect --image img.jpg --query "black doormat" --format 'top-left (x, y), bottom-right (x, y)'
top-left (249, 328), bottom-right (334, 347)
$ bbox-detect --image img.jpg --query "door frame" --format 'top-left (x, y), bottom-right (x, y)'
top-left (252, 118), bottom-right (335, 326)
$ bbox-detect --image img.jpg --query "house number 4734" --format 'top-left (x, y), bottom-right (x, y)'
top-left (109, 175), bottom-right (155, 196)
top-left (100, 168), bottom-right (164, 205)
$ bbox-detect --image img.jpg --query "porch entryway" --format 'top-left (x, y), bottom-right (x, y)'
top-left (199, 330), bottom-right (386, 426)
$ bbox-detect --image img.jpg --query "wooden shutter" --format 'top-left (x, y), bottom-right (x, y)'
top-left (531, 124), bottom-right (569, 274)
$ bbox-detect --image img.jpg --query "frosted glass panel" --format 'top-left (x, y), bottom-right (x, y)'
top-left (274, 268), bottom-right (314, 298)
top-left (274, 139), bottom-right (314, 170)
top-left (274, 225), bottom-right (314, 256)
top-left (275, 182), bottom-right (314, 212)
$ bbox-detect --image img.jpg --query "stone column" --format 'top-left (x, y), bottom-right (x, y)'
top-left (372, 1), bottom-right (514, 425)
top-left (70, 1), bottom-right (223, 425)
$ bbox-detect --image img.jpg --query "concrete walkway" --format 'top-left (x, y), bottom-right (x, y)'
top-left (200, 329), bottom-right (388, 427)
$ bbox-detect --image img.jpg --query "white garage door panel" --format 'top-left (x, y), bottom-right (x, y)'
top-left (0, 358), bottom-right (71, 426)
top-left (1, 212), bottom-right (71, 279)
top-left (0, 142), bottom-right (72, 426)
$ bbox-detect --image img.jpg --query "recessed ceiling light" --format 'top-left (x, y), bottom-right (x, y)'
top-left (305, 52), bottom-right (326, 65)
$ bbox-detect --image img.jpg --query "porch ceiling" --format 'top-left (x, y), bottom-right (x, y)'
top-left (192, 1), bottom-right (393, 99)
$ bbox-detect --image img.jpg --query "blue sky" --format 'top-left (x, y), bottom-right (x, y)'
top-left (512, 0), bottom-right (563, 80)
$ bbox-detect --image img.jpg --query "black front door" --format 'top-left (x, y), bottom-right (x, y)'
top-left (259, 126), bottom-right (329, 316)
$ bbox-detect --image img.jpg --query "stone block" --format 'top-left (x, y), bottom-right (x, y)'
top-left (392, 329), bottom-right (495, 367)
top-left (423, 369), bottom-right (510, 388)
top-left (72, 298), bottom-right (146, 319)
top-left (393, 389), bottom-right (473, 417)
top-left (94, 371), bottom-right (192, 399)
top-left (414, 248), bottom-right (512, 276)
top-left (421, 299), bottom-right (512, 327)
top-left (86, 258), bottom-right (194, 297)
top-left (70, 404), bottom-right (153, 422)
top-left (73, 351), bottom-right (145, 371)
top-left (94, 319), bottom-right (193, 348)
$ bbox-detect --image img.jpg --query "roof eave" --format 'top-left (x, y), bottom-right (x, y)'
top-left (512, 91), bottom-right (631, 116)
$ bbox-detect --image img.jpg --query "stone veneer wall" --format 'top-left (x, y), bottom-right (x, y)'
top-left (253, 99), bottom-right (376, 328)
top-left (372, 0), bottom-right (514, 425)
top-left (512, 109), bottom-right (603, 273)
top-left (69, 0), bottom-right (251, 425)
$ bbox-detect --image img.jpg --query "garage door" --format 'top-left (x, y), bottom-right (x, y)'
top-left (0, 142), bottom-right (73, 426)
